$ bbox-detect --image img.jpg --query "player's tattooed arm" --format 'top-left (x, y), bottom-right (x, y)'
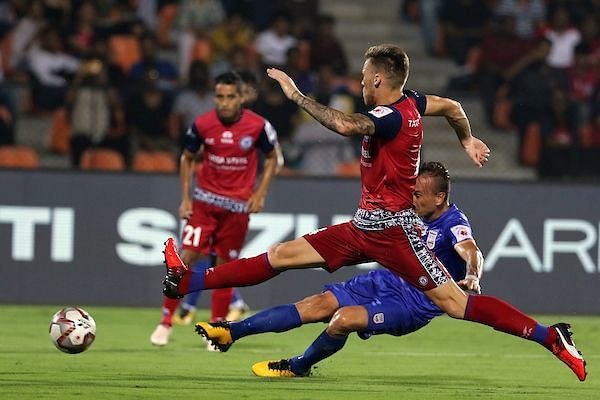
top-left (291, 91), bottom-right (374, 136)
top-left (267, 67), bottom-right (374, 136)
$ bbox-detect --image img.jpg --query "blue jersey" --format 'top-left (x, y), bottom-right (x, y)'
top-left (325, 204), bottom-right (474, 338)
top-left (422, 203), bottom-right (473, 281)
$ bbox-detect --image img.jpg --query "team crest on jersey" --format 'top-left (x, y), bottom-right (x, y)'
top-left (373, 313), bottom-right (385, 324)
top-left (450, 225), bottom-right (472, 242)
top-left (368, 106), bottom-right (393, 118)
top-left (221, 131), bottom-right (234, 144)
top-left (229, 249), bottom-right (239, 259)
top-left (426, 230), bottom-right (438, 250)
top-left (205, 137), bottom-right (215, 145)
top-left (239, 136), bottom-right (253, 150)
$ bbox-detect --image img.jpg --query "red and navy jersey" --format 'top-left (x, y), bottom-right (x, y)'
top-left (359, 90), bottom-right (427, 211)
top-left (184, 109), bottom-right (278, 201)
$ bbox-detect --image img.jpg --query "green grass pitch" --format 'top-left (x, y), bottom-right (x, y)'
top-left (1, 305), bottom-right (598, 400)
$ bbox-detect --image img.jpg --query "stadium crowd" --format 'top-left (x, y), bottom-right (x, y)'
top-left (407, 0), bottom-right (600, 177)
top-left (0, 0), bottom-right (597, 178)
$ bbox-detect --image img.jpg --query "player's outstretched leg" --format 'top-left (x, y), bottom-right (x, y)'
top-left (252, 329), bottom-right (349, 378)
top-left (549, 323), bottom-right (587, 381)
top-left (252, 360), bottom-right (309, 377)
top-left (162, 239), bottom-right (279, 297)
top-left (429, 283), bottom-right (587, 381)
top-left (195, 304), bottom-right (303, 352)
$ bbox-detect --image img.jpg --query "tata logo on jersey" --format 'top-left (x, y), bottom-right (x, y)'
top-left (221, 131), bottom-right (234, 144)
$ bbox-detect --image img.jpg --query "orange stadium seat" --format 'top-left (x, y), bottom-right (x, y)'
top-left (80, 148), bottom-right (125, 171)
top-left (521, 122), bottom-right (541, 167)
top-left (0, 145), bottom-right (39, 169)
top-left (49, 108), bottom-right (71, 154)
top-left (336, 160), bottom-right (361, 177)
top-left (108, 35), bottom-right (141, 74)
top-left (132, 150), bottom-right (177, 173)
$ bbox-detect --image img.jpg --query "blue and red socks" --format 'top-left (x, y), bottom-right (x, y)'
top-left (464, 294), bottom-right (557, 349)
top-left (229, 304), bottom-right (301, 340)
top-left (180, 253), bottom-right (278, 294)
top-left (288, 330), bottom-right (348, 375)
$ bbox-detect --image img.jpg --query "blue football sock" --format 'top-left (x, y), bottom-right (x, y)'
top-left (289, 330), bottom-right (348, 375)
top-left (229, 304), bottom-right (301, 341)
top-left (183, 258), bottom-right (211, 300)
top-left (532, 322), bottom-right (551, 346)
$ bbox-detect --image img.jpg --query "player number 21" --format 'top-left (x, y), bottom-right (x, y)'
top-left (182, 225), bottom-right (201, 247)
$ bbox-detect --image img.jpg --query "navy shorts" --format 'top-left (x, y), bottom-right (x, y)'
top-left (324, 270), bottom-right (443, 338)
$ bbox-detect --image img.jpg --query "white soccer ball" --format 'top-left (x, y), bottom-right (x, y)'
top-left (49, 307), bottom-right (96, 354)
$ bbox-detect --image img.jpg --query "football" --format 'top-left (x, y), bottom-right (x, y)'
top-left (49, 307), bottom-right (96, 354)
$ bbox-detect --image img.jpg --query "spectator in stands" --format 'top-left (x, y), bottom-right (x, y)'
top-left (538, 90), bottom-right (579, 177)
top-left (171, 61), bottom-right (213, 143)
top-left (237, 69), bottom-right (259, 108)
top-left (289, 120), bottom-right (357, 176)
top-left (26, 27), bottom-right (80, 112)
top-left (253, 77), bottom-right (299, 144)
top-left (494, 0), bottom-right (546, 40)
top-left (9, 0), bottom-right (44, 74)
top-left (66, 58), bottom-right (128, 167)
top-left (211, 13), bottom-right (254, 66)
top-left (438, 0), bottom-right (491, 68)
top-left (175, 0), bottom-right (225, 80)
top-left (568, 45), bottom-right (598, 127)
top-left (126, 80), bottom-right (175, 155)
top-left (543, 7), bottom-right (581, 70)
top-left (577, 14), bottom-right (600, 67)
top-left (65, 0), bottom-right (98, 58)
top-left (255, 14), bottom-right (297, 67)
top-left (284, 46), bottom-right (315, 95)
top-left (130, 34), bottom-right (177, 89)
top-left (580, 88), bottom-right (600, 175)
top-left (418, 0), bottom-right (442, 56)
top-left (309, 15), bottom-right (348, 76)
top-left (0, 87), bottom-right (15, 146)
top-left (505, 40), bottom-right (561, 154)
top-left (478, 15), bottom-right (534, 127)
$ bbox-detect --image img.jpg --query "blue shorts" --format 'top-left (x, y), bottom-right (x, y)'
top-left (324, 270), bottom-right (443, 338)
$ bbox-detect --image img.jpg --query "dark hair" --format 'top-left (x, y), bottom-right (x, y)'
top-left (214, 71), bottom-right (243, 93)
top-left (419, 161), bottom-right (450, 200)
top-left (364, 44), bottom-right (409, 88)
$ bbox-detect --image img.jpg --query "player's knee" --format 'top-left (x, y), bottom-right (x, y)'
top-left (295, 293), bottom-right (336, 323)
top-left (267, 242), bottom-right (298, 269)
top-left (327, 309), bottom-right (355, 336)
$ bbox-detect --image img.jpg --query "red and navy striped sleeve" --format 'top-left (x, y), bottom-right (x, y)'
top-left (405, 89), bottom-right (427, 116)
top-left (360, 106), bottom-right (403, 140)
top-left (255, 120), bottom-right (278, 154)
top-left (183, 123), bottom-right (204, 153)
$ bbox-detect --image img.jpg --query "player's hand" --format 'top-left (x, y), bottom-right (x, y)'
top-left (457, 276), bottom-right (481, 294)
top-left (462, 136), bottom-right (490, 168)
top-left (178, 199), bottom-right (193, 220)
top-left (246, 192), bottom-right (266, 213)
top-left (266, 68), bottom-right (301, 101)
